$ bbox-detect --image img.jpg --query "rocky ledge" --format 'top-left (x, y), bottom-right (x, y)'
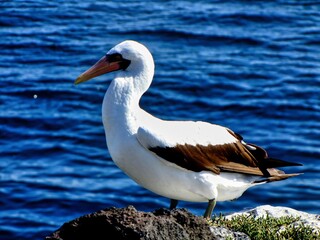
top-left (45, 205), bottom-right (319, 240)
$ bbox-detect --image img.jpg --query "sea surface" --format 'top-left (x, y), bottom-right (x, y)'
top-left (1, 1), bottom-right (319, 239)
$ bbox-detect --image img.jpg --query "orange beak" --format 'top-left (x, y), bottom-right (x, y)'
top-left (74, 55), bottom-right (121, 85)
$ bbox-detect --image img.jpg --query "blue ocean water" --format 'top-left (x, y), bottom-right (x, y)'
top-left (1, 1), bottom-right (319, 239)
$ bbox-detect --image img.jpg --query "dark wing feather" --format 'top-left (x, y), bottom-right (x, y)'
top-left (149, 142), bottom-right (264, 176)
top-left (149, 130), bottom-right (302, 178)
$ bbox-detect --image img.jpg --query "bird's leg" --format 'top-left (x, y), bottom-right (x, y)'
top-left (203, 199), bottom-right (216, 219)
top-left (169, 199), bottom-right (179, 210)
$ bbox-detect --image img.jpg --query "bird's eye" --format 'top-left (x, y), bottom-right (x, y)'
top-left (106, 53), bottom-right (123, 62)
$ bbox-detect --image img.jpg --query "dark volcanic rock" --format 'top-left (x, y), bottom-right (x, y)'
top-left (45, 206), bottom-right (214, 240)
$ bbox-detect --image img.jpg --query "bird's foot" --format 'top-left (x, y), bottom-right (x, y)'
top-left (169, 199), bottom-right (179, 210)
top-left (203, 199), bottom-right (216, 219)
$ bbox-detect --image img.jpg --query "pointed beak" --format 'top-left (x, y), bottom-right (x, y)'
top-left (75, 55), bottom-right (121, 85)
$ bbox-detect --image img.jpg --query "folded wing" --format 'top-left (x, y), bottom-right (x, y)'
top-left (137, 120), bottom-right (301, 182)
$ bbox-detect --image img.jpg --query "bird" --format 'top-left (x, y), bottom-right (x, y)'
top-left (75, 40), bottom-right (302, 218)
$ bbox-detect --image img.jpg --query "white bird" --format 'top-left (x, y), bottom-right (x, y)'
top-left (75, 40), bottom-right (302, 218)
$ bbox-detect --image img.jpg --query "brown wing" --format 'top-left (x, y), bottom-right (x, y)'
top-left (149, 142), bottom-right (265, 176)
top-left (149, 131), bottom-right (301, 177)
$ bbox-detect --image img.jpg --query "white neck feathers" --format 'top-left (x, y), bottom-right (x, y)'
top-left (102, 45), bottom-right (155, 136)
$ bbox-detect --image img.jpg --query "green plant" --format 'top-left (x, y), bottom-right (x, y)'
top-left (210, 214), bottom-right (318, 240)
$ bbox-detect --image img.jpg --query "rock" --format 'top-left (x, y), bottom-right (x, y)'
top-left (225, 205), bottom-right (320, 234)
top-left (210, 226), bottom-right (250, 240)
top-left (45, 205), bottom-right (319, 240)
top-left (45, 206), bottom-right (214, 240)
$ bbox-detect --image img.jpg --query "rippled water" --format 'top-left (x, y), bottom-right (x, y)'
top-left (1, 1), bottom-right (319, 239)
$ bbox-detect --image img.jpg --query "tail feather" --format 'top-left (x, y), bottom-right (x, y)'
top-left (263, 157), bottom-right (303, 168)
top-left (254, 173), bottom-right (303, 184)
top-left (242, 139), bottom-right (303, 183)
top-left (244, 143), bottom-right (302, 169)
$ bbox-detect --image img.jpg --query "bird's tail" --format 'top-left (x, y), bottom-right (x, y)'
top-left (257, 157), bottom-right (303, 183)
top-left (262, 157), bottom-right (303, 168)
top-left (254, 172), bottom-right (303, 184)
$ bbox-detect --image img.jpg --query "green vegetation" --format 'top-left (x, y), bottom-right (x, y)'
top-left (209, 214), bottom-right (318, 240)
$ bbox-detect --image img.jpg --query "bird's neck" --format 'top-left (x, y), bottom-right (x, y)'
top-left (102, 70), bottom-right (152, 136)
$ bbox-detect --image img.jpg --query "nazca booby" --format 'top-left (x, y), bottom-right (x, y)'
top-left (75, 40), bottom-right (302, 218)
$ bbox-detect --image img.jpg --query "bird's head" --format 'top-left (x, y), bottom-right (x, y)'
top-left (75, 40), bottom-right (154, 85)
